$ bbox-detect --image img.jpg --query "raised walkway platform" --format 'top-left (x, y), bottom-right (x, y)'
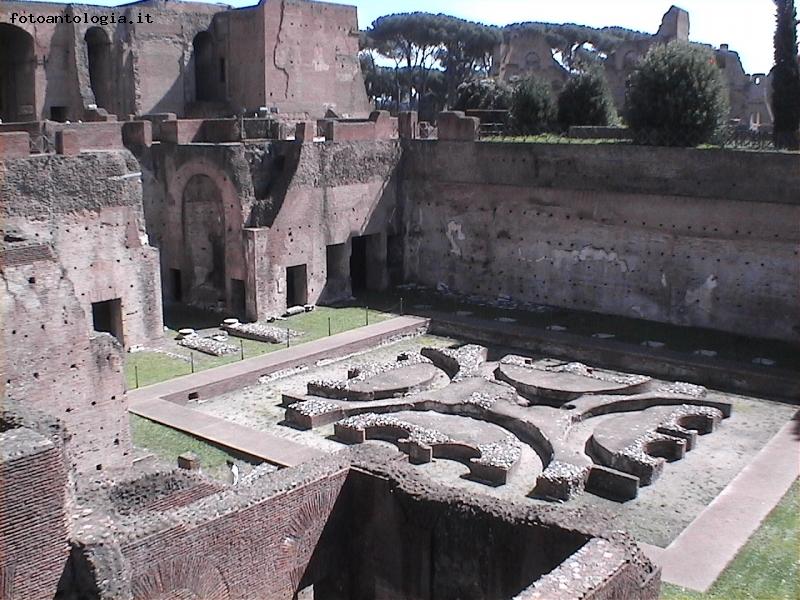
top-left (640, 417), bottom-right (799, 591)
top-left (128, 316), bottom-right (428, 467)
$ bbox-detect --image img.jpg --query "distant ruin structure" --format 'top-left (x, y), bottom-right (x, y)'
top-left (492, 5), bottom-right (774, 128)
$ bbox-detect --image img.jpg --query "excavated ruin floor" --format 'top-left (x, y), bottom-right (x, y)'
top-left (188, 334), bottom-right (796, 546)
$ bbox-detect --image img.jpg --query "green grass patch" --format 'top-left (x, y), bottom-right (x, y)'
top-left (126, 351), bottom-right (191, 388)
top-left (125, 305), bottom-right (394, 388)
top-left (482, 133), bottom-right (625, 145)
top-left (130, 414), bottom-right (239, 478)
top-left (661, 479), bottom-right (799, 600)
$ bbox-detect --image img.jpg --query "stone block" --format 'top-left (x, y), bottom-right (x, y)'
top-left (398, 111), bottom-right (418, 139)
top-left (122, 121), bottom-right (153, 148)
top-left (295, 121), bottom-right (316, 142)
top-left (0, 132), bottom-right (30, 158)
top-left (56, 130), bottom-right (80, 155)
top-left (178, 451), bottom-right (200, 470)
top-left (437, 111), bottom-right (480, 141)
top-left (585, 465), bottom-right (640, 501)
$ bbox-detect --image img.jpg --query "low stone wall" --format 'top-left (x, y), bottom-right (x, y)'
top-left (319, 110), bottom-right (397, 141)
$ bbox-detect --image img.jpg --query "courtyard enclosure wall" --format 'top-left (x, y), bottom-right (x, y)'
top-left (144, 139), bottom-right (400, 318)
top-left (401, 141), bottom-right (800, 343)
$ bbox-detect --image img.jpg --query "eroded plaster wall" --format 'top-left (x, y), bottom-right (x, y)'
top-left (401, 141), bottom-right (800, 343)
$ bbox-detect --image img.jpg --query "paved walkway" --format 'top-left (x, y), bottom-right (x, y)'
top-left (130, 397), bottom-right (323, 467)
top-left (129, 316), bottom-right (428, 467)
top-left (640, 417), bottom-right (799, 591)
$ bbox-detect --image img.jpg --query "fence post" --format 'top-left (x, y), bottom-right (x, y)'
top-left (365, 305), bottom-right (369, 325)
top-left (328, 317), bottom-right (332, 336)
top-left (190, 352), bottom-right (195, 373)
top-left (400, 297), bottom-right (404, 316)
top-left (134, 364), bottom-right (139, 389)
top-left (240, 339), bottom-right (244, 361)
top-left (286, 328), bottom-right (290, 348)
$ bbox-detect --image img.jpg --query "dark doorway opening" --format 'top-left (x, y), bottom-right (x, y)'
top-left (286, 264), bottom-right (308, 308)
top-left (350, 235), bottom-right (368, 293)
top-left (193, 31), bottom-right (216, 102)
top-left (85, 27), bottom-right (113, 111)
top-left (230, 278), bottom-right (246, 317)
top-left (0, 24), bottom-right (36, 122)
top-left (170, 268), bottom-right (183, 302)
top-left (92, 298), bottom-right (124, 345)
top-left (49, 106), bottom-right (67, 122)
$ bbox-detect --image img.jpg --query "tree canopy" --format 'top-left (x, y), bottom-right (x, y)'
top-left (362, 13), bottom-right (500, 110)
top-left (772, 0), bottom-right (800, 149)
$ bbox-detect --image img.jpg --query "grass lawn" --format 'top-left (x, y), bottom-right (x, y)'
top-left (125, 305), bottom-right (394, 389)
top-left (661, 479), bottom-right (799, 600)
top-left (130, 414), bottom-right (247, 479)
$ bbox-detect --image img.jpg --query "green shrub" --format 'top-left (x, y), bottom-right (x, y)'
top-left (453, 79), bottom-right (511, 111)
top-left (625, 41), bottom-right (729, 146)
top-left (557, 68), bottom-right (617, 129)
top-left (509, 77), bottom-right (554, 134)
top-left (772, 0), bottom-right (800, 150)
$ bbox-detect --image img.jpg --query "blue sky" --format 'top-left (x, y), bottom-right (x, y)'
top-left (19, 0), bottom-right (779, 73)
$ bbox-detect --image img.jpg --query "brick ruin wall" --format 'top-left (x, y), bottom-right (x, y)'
top-left (1, 151), bottom-right (164, 348)
top-left (61, 448), bottom-right (657, 599)
top-left (0, 0), bottom-right (369, 121)
top-left (0, 406), bottom-right (70, 600)
top-left (0, 251), bottom-right (133, 475)
top-left (400, 141), bottom-right (800, 343)
top-left (0, 150), bottom-right (161, 475)
top-left (246, 139), bottom-right (400, 316)
top-left (142, 139), bottom-right (401, 318)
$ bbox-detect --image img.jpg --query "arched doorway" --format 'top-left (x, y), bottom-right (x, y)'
top-left (192, 31), bottom-right (216, 102)
top-left (0, 24), bottom-right (36, 122)
top-left (182, 174), bottom-right (226, 307)
top-left (85, 27), bottom-right (113, 111)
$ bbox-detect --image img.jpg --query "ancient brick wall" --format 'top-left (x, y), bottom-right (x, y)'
top-left (402, 141), bottom-right (800, 343)
top-left (115, 464), bottom-right (349, 600)
top-left (0, 425), bottom-right (69, 600)
top-left (258, 0), bottom-right (370, 118)
top-left (249, 139), bottom-right (401, 316)
top-left (0, 0), bottom-right (369, 122)
top-left (145, 139), bottom-right (400, 319)
top-left (0, 250), bottom-right (133, 475)
top-left (1, 151), bottom-right (163, 348)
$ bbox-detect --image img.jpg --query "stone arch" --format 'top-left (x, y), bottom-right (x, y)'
top-left (85, 27), bottom-right (113, 110)
top-left (131, 556), bottom-right (230, 600)
top-left (0, 24), bottom-right (36, 122)
top-left (193, 31), bottom-right (216, 102)
top-left (169, 160), bottom-right (246, 312)
top-left (182, 173), bottom-right (226, 306)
